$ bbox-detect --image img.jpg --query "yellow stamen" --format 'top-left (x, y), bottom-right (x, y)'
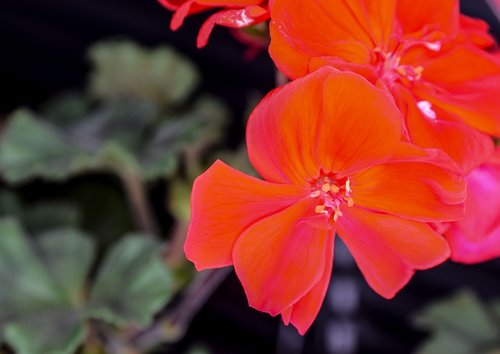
top-left (396, 66), bottom-right (407, 76)
top-left (330, 184), bottom-right (340, 193)
top-left (333, 209), bottom-right (343, 222)
top-left (310, 190), bottom-right (321, 198)
top-left (345, 197), bottom-right (354, 207)
top-left (321, 183), bottom-right (331, 192)
top-left (315, 205), bottom-right (326, 214)
top-left (345, 179), bottom-right (352, 194)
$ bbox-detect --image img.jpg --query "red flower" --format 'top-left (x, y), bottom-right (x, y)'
top-left (159, 0), bottom-right (269, 47)
top-left (444, 147), bottom-right (500, 263)
top-left (185, 68), bottom-right (465, 334)
top-left (269, 0), bottom-right (499, 173)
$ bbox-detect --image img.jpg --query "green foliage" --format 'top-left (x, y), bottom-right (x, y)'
top-left (0, 96), bottom-right (227, 184)
top-left (88, 41), bottom-right (199, 105)
top-left (0, 219), bottom-right (92, 354)
top-left (0, 39), bottom-right (231, 353)
top-left (0, 40), bottom-right (228, 185)
top-left (0, 218), bottom-right (174, 354)
top-left (88, 235), bottom-right (173, 327)
top-left (414, 291), bottom-right (500, 354)
top-left (0, 190), bottom-right (81, 234)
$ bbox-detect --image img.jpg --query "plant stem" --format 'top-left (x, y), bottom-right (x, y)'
top-left (120, 170), bottom-right (160, 238)
top-left (131, 268), bottom-right (231, 351)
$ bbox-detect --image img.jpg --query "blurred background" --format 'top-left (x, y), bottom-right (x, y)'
top-left (0, 1), bottom-right (499, 354)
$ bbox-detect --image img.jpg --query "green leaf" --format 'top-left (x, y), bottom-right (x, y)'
top-left (168, 179), bottom-right (192, 222)
top-left (21, 201), bottom-right (81, 234)
top-left (141, 96), bottom-right (228, 179)
top-left (88, 41), bottom-right (199, 106)
top-left (0, 110), bottom-right (95, 183)
top-left (40, 93), bottom-right (91, 127)
top-left (4, 310), bottom-right (85, 354)
top-left (416, 330), bottom-right (476, 354)
top-left (0, 190), bottom-right (81, 234)
top-left (0, 219), bottom-right (95, 354)
top-left (415, 291), bottom-right (500, 354)
top-left (88, 235), bottom-right (173, 327)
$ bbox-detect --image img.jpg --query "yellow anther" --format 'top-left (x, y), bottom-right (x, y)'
top-left (396, 66), bottom-right (407, 76)
top-left (333, 209), bottom-right (343, 222)
top-left (310, 190), bottom-right (321, 198)
top-left (321, 183), bottom-right (331, 192)
top-left (315, 205), bottom-right (326, 214)
top-left (330, 184), bottom-right (340, 193)
top-left (345, 179), bottom-right (352, 194)
top-left (345, 197), bottom-right (354, 207)
top-left (414, 66), bottom-right (423, 75)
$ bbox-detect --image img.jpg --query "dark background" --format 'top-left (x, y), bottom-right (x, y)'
top-left (1, 1), bottom-right (499, 353)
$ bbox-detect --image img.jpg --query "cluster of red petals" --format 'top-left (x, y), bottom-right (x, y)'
top-left (158, 0), bottom-right (269, 47)
top-left (443, 147), bottom-right (500, 263)
top-left (185, 68), bottom-right (466, 334)
top-left (269, 0), bottom-right (500, 173)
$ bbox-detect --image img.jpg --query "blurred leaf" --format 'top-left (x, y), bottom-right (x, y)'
top-left (0, 190), bottom-right (81, 234)
top-left (416, 330), bottom-right (476, 354)
top-left (41, 93), bottom-right (91, 127)
top-left (0, 219), bottom-right (176, 352)
top-left (168, 179), bottom-right (191, 222)
top-left (187, 346), bottom-right (211, 354)
top-left (21, 201), bottom-right (81, 234)
top-left (415, 291), bottom-right (500, 354)
top-left (0, 219), bottom-right (95, 354)
top-left (0, 110), bottom-right (95, 183)
top-left (141, 96), bottom-right (228, 179)
top-left (0, 96), bottom-right (227, 183)
top-left (88, 41), bottom-right (199, 106)
top-left (88, 235), bottom-right (174, 327)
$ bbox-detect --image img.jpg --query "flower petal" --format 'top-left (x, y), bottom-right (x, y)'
top-left (396, 0), bottom-right (459, 37)
top-left (394, 85), bottom-right (495, 173)
top-left (415, 46), bottom-right (500, 136)
top-left (316, 71), bottom-right (402, 176)
top-left (337, 207), bottom-right (450, 298)
top-left (446, 151), bottom-right (500, 263)
top-left (185, 160), bottom-right (306, 270)
top-left (233, 199), bottom-right (330, 316)
top-left (269, 0), bottom-right (376, 79)
top-left (459, 15), bottom-right (496, 48)
top-left (351, 150), bottom-right (466, 222)
top-left (170, 1), bottom-right (204, 30)
top-left (285, 234), bottom-right (334, 335)
top-left (246, 68), bottom-right (401, 184)
top-left (421, 45), bottom-right (500, 85)
top-left (197, 5), bottom-right (269, 47)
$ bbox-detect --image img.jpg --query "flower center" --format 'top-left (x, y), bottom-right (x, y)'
top-left (373, 39), bottom-right (442, 87)
top-left (309, 175), bottom-right (354, 222)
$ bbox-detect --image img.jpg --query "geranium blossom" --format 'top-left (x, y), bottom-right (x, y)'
top-left (269, 0), bottom-right (499, 173)
top-left (159, 0), bottom-right (269, 47)
top-left (185, 68), bottom-right (465, 334)
top-left (443, 147), bottom-right (500, 263)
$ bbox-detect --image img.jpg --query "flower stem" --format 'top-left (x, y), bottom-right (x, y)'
top-left (131, 268), bottom-right (230, 350)
top-left (120, 170), bottom-right (160, 238)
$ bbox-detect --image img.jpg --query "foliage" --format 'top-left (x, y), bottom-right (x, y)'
top-left (0, 40), bottom-right (228, 184)
top-left (415, 291), bottom-right (500, 354)
top-left (0, 39), bottom-right (233, 353)
top-left (0, 218), bottom-right (173, 354)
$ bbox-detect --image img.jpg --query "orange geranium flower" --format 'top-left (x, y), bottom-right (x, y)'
top-left (159, 0), bottom-right (269, 47)
top-left (269, 0), bottom-right (499, 173)
top-left (185, 68), bottom-right (465, 334)
top-left (443, 147), bottom-right (500, 263)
